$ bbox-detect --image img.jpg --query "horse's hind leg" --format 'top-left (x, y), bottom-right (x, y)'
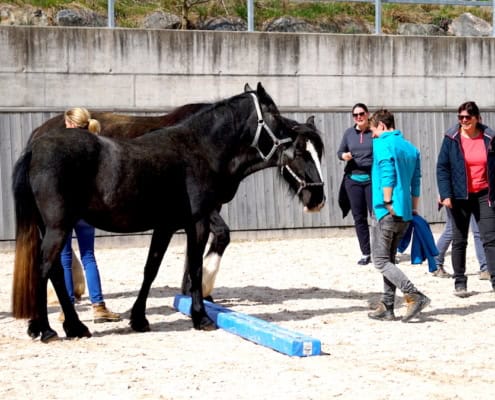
top-left (202, 211), bottom-right (230, 299)
top-left (49, 258), bottom-right (91, 339)
top-left (181, 209), bottom-right (230, 300)
top-left (35, 228), bottom-right (90, 342)
top-left (130, 228), bottom-right (174, 332)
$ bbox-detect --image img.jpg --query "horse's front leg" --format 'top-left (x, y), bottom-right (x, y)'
top-left (187, 219), bottom-right (216, 331)
top-left (130, 228), bottom-right (174, 332)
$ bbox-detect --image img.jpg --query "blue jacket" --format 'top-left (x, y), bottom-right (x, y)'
top-left (398, 215), bottom-right (439, 273)
top-left (437, 123), bottom-right (495, 204)
top-left (372, 130), bottom-right (421, 222)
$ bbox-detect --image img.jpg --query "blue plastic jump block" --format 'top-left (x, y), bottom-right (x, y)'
top-left (173, 294), bottom-right (321, 357)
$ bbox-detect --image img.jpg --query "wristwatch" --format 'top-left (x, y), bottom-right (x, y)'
top-left (384, 200), bottom-right (393, 205)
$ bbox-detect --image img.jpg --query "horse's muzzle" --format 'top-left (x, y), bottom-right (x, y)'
top-left (304, 200), bottom-right (325, 213)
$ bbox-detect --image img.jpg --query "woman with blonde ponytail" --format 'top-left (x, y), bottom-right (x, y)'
top-left (60, 107), bottom-right (120, 324)
top-left (64, 107), bottom-right (101, 134)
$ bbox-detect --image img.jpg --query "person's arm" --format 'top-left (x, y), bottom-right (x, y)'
top-left (436, 136), bottom-right (453, 204)
top-left (411, 151), bottom-right (421, 214)
top-left (337, 129), bottom-right (352, 161)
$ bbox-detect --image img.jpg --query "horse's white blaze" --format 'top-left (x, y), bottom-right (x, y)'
top-left (202, 253), bottom-right (222, 297)
top-left (306, 140), bottom-right (323, 182)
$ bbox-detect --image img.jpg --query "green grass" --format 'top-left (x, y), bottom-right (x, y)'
top-left (3, 0), bottom-right (493, 31)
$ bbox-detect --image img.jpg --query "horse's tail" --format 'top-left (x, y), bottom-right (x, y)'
top-left (11, 149), bottom-right (41, 319)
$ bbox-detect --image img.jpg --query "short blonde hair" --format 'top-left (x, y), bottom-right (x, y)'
top-left (64, 107), bottom-right (101, 134)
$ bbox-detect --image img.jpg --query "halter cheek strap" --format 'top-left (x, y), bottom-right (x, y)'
top-left (249, 93), bottom-right (292, 161)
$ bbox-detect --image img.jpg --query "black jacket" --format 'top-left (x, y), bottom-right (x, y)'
top-left (437, 122), bottom-right (495, 204)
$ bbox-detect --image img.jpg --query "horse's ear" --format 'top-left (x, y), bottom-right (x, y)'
top-left (306, 116), bottom-right (316, 128)
top-left (256, 82), bottom-right (266, 96)
top-left (244, 83), bottom-right (253, 92)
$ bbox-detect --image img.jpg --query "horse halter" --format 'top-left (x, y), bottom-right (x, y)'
top-left (249, 92), bottom-right (324, 195)
top-left (249, 92), bottom-right (292, 161)
top-left (283, 162), bottom-right (325, 196)
top-left (282, 135), bottom-right (325, 196)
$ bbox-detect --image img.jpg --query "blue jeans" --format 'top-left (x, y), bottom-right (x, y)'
top-left (371, 214), bottom-right (419, 306)
top-left (60, 220), bottom-right (104, 304)
top-left (436, 207), bottom-right (487, 271)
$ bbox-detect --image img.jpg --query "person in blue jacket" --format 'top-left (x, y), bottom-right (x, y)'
top-left (437, 101), bottom-right (495, 297)
top-left (337, 103), bottom-right (373, 265)
top-left (368, 109), bottom-right (430, 323)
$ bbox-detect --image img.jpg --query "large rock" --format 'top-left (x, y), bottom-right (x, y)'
top-left (142, 11), bottom-right (181, 29)
top-left (199, 16), bottom-right (247, 31)
top-left (56, 8), bottom-right (107, 27)
top-left (398, 23), bottom-right (446, 36)
top-left (449, 12), bottom-right (492, 37)
top-left (262, 16), bottom-right (321, 33)
top-left (0, 4), bottom-right (52, 26)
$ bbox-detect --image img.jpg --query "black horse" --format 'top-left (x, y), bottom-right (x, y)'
top-left (30, 90), bottom-right (323, 301)
top-left (12, 83), bottom-right (325, 342)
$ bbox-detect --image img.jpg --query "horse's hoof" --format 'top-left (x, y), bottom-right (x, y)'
top-left (129, 319), bottom-right (151, 332)
top-left (27, 320), bottom-right (41, 339)
top-left (40, 329), bottom-right (60, 343)
top-left (194, 316), bottom-right (217, 331)
top-left (63, 321), bottom-right (92, 339)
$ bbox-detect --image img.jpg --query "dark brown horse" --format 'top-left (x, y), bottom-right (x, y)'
top-left (12, 83), bottom-right (325, 342)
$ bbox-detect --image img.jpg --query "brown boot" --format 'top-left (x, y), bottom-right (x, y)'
top-left (402, 292), bottom-right (430, 322)
top-left (92, 302), bottom-right (121, 324)
top-left (368, 302), bottom-right (395, 321)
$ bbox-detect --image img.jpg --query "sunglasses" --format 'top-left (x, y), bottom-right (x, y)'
top-left (352, 112), bottom-right (366, 118)
top-left (457, 114), bottom-right (474, 121)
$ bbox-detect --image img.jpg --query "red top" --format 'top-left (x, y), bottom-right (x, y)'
top-left (461, 133), bottom-right (488, 193)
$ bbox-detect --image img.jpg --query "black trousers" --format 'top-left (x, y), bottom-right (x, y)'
top-left (344, 176), bottom-right (372, 255)
top-left (451, 191), bottom-right (495, 289)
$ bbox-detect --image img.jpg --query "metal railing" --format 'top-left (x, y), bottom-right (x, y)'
top-left (106, 0), bottom-right (495, 34)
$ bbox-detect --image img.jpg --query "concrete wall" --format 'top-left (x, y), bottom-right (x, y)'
top-left (2, 26), bottom-right (495, 242)
top-left (2, 26), bottom-right (495, 111)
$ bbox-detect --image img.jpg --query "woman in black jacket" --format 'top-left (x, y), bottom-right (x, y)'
top-left (437, 101), bottom-right (495, 296)
top-left (337, 103), bottom-right (373, 265)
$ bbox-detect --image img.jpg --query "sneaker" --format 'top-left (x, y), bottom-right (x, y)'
top-left (432, 266), bottom-right (451, 278)
top-left (92, 302), bottom-right (121, 324)
top-left (357, 255), bottom-right (371, 265)
top-left (402, 292), bottom-right (430, 322)
top-left (479, 271), bottom-right (490, 280)
top-left (368, 302), bottom-right (395, 321)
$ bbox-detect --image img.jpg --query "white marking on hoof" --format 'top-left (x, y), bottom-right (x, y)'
top-left (202, 253), bottom-right (221, 297)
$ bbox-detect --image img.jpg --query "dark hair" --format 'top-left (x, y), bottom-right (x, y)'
top-left (352, 103), bottom-right (368, 113)
top-left (370, 109), bottom-right (395, 130)
top-left (458, 101), bottom-right (480, 117)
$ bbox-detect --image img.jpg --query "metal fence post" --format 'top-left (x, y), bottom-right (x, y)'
top-left (375, 0), bottom-right (382, 34)
top-left (108, 0), bottom-right (115, 28)
top-left (247, 0), bottom-right (254, 31)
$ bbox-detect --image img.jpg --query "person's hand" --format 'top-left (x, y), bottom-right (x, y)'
top-left (342, 152), bottom-right (353, 161)
top-left (441, 198), bottom-right (453, 208)
top-left (385, 203), bottom-right (395, 216)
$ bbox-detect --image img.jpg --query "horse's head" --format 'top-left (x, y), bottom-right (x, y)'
top-left (279, 116), bottom-right (326, 212)
top-left (241, 83), bottom-right (325, 212)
